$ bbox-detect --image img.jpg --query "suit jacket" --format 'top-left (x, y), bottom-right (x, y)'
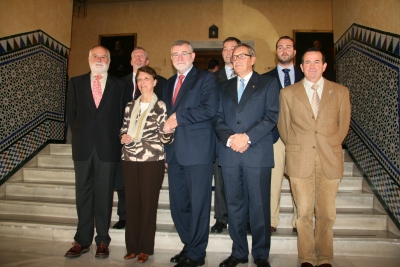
top-left (163, 66), bottom-right (217, 166)
top-left (264, 66), bottom-right (304, 143)
top-left (277, 79), bottom-right (351, 179)
top-left (214, 72), bottom-right (280, 168)
top-left (67, 72), bottom-right (129, 162)
top-left (214, 68), bottom-right (228, 84)
top-left (122, 73), bottom-right (167, 101)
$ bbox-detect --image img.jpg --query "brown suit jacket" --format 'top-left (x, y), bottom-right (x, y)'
top-left (277, 78), bottom-right (351, 179)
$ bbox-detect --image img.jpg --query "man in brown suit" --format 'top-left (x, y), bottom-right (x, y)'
top-left (277, 47), bottom-right (351, 267)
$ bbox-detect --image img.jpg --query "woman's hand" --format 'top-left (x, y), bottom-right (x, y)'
top-left (121, 134), bottom-right (133, 144)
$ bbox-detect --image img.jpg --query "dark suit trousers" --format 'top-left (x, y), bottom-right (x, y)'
top-left (168, 155), bottom-right (213, 262)
top-left (222, 162), bottom-right (272, 260)
top-left (122, 160), bottom-right (165, 255)
top-left (213, 157), bottom-right (228, 224)
top-left (73, 147), bottom-right (116, 247)
top-left (114, 161), bottom-right (126, 220)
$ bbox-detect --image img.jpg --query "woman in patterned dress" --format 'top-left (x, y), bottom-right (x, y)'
top-left (120, 66), bottom-right (173, 263)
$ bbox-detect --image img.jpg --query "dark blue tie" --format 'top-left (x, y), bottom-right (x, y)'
top-left (282, 69), bottom-right (291, 88)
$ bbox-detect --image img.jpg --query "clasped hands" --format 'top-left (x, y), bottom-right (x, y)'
top-left (163, 112), bottom-right (178, 134)
top-left (229, 133), bottom-right (250, 153)
top-left (121, 134), bottom-right (133, 144)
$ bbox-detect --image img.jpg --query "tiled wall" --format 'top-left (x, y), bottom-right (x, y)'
top-left (335, 24), bottom-right (400, 227)
top-left (0, 30), bottom-right (69, 184)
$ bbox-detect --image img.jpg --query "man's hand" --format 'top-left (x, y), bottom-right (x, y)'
top-left (121, 134), bottom-right (133, 144)
top-left (163, 113), bottom-right (178, 133)
top-left (229, 133), bottom-right (250, 153)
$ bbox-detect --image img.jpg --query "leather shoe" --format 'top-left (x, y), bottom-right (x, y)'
top-left (174, 256), bottom-right (205, 267)
top-left (219, 255), bottom-right (248, 267)
top-left (124, 253), bottom-right (136, 259)
top-left (95, 241), bottom-right (109, 258)
top-left (138, 253), bottom-right (149, 263)
top-left (255, 259), bottom-right (271, 267)
top-left (170, 250), bottom-right (187, 263)
top-left (270, 226), bottom-right (276, 234)
top-left (211, 221), bottom-right (227, 233)
top-left (317, 264), bottom-right (332, 267)
top-left (65, 242), bottom-right (90, 258)
top-left (300, 263), bottom-right (314, 267)
top-left (112, 220), bottom-right (126, 229)
top-left (293, 227), bottom-right (297, 233)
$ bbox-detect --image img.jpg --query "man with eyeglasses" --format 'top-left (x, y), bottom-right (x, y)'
top-left (214, 43), bottom-right (279, 267)
top-left (162, 40), bottom-right (217, 267)
top-left (111, 47), bottom-right (168, 231)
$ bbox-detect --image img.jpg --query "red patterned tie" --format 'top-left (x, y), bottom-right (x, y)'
top-left (172, 74), bottom-right (184, 106)
top-left (92, 75), bottom-right (102, 108)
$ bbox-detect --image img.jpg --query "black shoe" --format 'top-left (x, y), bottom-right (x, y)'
top-left (247, 223), bottom-right (252, 234)
top-left (293, 227), bottom-right (297, 233)
top-left (174, 256), bottom-right (205, 267)
top-left (211, 221), bottom-right (227, 233)
top-left (254, 259), bottom-right (271, 267)
top-left (112, 220), bottom-right (125, 229)
top-left (170, 250), bottom-right (187, 263)
top-left (219, 255), bottom-right (248, 267)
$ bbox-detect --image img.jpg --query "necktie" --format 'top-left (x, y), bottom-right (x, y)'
top-left (282, 69), bottom-right (291, 88)
top-left (92, 75), bottom-right (102, 108)
top-left (238, 78), bottom-right (245, 102)
top-left (311, 83), bottom-right (320, 118)
top-left (230, 68), bottom-right (236, 79)
top-left (172, 74), bottom-right (185, 106)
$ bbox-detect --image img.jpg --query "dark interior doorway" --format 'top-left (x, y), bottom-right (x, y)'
top-left (193, 50), bottom-right (224, 71)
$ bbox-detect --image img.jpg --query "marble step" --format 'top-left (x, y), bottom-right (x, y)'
top-left (5, 181), bottom-right (372, 209)
top-left (0, 198), bottom-right (384, 230)
top-left (0, 219), bottom-right (398, 258)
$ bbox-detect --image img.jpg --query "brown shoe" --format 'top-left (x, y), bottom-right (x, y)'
top-left (95, 241), bottom-right (109, 258)
top-left (270, 226), bottom-right (276, 234)
top-left (138, 253), bottom-right (149, 263)
top-left (124, 253), bottom-right (137, 259)
top-left (65, 242), bottom-right (90, 258)
top-left (300, 262), bottom-right (314, 267)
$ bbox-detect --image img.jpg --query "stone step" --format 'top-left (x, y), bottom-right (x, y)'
top-left (5, 181), bottom-right (372, 209)
top-left (36, 155), bottom-right (73, 168)
top-left (0, 198), bottom-right (383, 230)
top-left (20, 166), bottom-right (362, 192)
top-left (0, 219), bottom-right (398, 258)
top-left (49, 143), bottom-right (72, 155)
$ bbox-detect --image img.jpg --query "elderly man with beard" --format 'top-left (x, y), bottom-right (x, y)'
top-left (65, 45), bottom-right (129, 258)
top-left (264, 36), bottom-right (304, 234)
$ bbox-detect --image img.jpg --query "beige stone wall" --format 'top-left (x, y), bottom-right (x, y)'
top-left (0, 0), bottom-right (73, 47)
top-left (69, 0), bottom-right (332, 78)
top-left (332, 0), bottom-right (400, 42)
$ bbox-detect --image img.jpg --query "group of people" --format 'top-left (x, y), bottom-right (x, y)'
top-left (65, 35), bottom-right (350, 267)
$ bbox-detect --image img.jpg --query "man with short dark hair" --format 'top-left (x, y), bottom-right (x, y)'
top-left (215, 43), bottom-right (279, 267)
top-left (264, 36), bottom-right (303, 234)
top-left (278, 47), bottom-right (351, 267)
top-left (65, 45), bottom-right (129, 258)
top-left (163, 40), bottom-right (217, 267)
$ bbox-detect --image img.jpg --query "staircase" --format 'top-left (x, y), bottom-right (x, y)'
top-left (0, 144), bottom-right (399, 258)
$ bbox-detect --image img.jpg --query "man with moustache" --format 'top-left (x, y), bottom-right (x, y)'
top-left (214, 43), bottom-right (279, 267)
top-left (163, 40), bottom-right (217, 267)
top-left (264, 36), bottom-right (303, 234)
top-left (211, 37), bottom-right (241, 234)
top-left (112, 47), bottom-right (167, 230)
top-left (65, 45), bottom-right (129, 258)
top-left (278, 47), bottom-right (350, 267)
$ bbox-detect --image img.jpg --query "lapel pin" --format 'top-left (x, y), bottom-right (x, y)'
top-left (252, 85), bottom-right (255, 88)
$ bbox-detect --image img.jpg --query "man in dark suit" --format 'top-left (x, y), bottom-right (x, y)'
top-left (162, 40), bottom-right (217, 267)
top-left (210, 37), bottom-right (241, 234)
top-left (214, 43), bottom-right (279, 267)
top-left (264, 36), bottom-right (304, 234)
top-left (65, 45), bottom-right (129, 258)
top-left (112, 47), bottom-right (167, 230)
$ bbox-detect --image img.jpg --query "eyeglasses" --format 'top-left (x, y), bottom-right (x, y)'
top-left (172, 52), bottom-right (192, 59)
top-left (230, 53), bottom-right (252, 61)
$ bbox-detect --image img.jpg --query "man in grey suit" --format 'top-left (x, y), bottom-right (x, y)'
top-left (214, 43), bottom-right (279, 267)
top-left (65, 45), bottom-right (129, 258)
top-left (211, 37), bottom-right (241, 234)
top-left (264, 36), bottom-right (304, 234)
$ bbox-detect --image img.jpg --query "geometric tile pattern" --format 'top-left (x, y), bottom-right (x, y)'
top-left (0, 30), bottom-right (68, 184)
top-left (336, 23), bottom-right (400, 228)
